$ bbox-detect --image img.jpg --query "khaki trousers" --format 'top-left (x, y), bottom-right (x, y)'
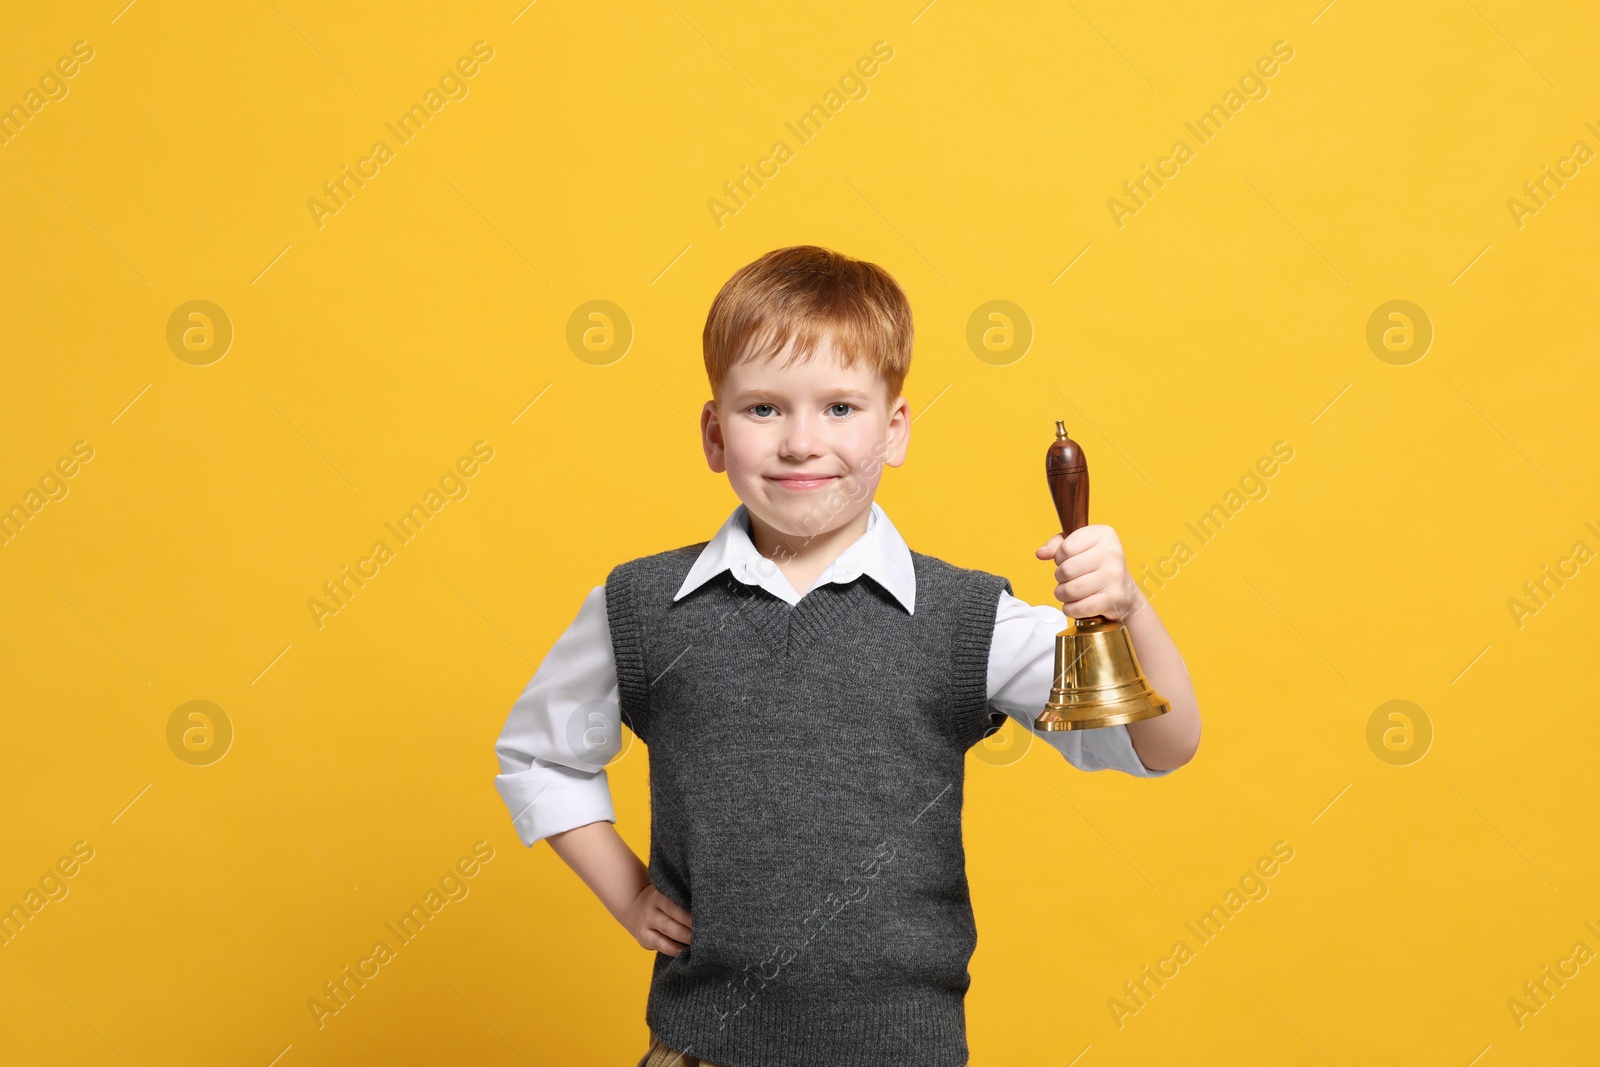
top-left (635, 1031), bottom-right (724, 1067)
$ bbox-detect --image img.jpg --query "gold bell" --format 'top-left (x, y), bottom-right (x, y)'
top-left (1034, 420), bottom-right (1171, 732)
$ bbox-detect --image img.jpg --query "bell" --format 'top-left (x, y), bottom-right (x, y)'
top-left (1035, 420), bottom-right (1171, 732)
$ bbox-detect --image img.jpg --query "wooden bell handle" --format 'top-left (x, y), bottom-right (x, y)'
top-left (1046, 419), bottom-right (1095, 621)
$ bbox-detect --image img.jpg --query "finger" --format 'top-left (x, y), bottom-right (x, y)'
top-left (657, 914), bottom-right (693, 944)
top-left (666, 902), bottom-right (693, 927)
top-left (1056, 548), bottom-right (1105, 583)
top-left (1056, 535), bottom-right (1101, 565)
top-left (1060, 592), bottom-right (1109, 618)
top-left (1056, 573), bottom-right (1102, 605)
top-left (1062, 525), bottom-right (1104, 557)
top-left (1036, 533), bottom-right (1064, 558)
top-left (654, 931), bottom-right (687, 956)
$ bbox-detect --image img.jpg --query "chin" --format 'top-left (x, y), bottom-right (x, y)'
top-left (742, 500), bottom-right (808, 533)
top-left (754, 505), bottom-right (815, 534)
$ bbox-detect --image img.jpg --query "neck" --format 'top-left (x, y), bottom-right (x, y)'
top-left (746, 504), bottom-right (872, 573)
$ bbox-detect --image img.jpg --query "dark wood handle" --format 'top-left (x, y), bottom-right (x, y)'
top-left (1046, 419), bottom-right (1089, 538)
top-left (1046, 420), bottom-right (1096, 622)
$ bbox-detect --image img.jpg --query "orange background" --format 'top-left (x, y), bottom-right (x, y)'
top-left (2, 1), bottom-right (1597, 1063)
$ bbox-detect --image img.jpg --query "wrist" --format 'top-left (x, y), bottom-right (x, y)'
top-left (1121, 581), bottom-right (1153, 627)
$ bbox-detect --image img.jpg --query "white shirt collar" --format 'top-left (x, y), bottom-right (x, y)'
top-left (672, 500), bottom-right (917, 614)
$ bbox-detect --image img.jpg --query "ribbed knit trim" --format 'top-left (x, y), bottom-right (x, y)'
top-left (742, 576), bottom-right (793, 651)
top-left (646, 986), bottom-right (969, 1067)
top-left (604, 559), bottom-right (651, 742)
top-left (786, 579), bottom-right (867, 654)
top-left (947, 560), bottom-right (1011, 749)
top-left (788, 580), bottom-right (850, 647)
top-left (739, 577), bottom-right (882, 658)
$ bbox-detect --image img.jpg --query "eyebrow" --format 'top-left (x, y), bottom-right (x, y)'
top-left (731, 388), bottom-right (875, 403)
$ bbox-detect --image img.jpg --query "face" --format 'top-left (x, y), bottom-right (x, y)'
top-left (701, 331), bottom-right (909, 543)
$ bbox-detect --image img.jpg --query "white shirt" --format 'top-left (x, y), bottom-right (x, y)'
top-left (494, 501), bottom-right (1170, 847)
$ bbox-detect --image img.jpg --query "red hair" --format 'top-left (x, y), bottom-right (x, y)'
top-left (702, 245), bottom-right (912, 410)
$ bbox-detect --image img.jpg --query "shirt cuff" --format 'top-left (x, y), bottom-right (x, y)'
top-left (494, 759), bottom-right (618, 847)
top-left (1040, 721), bottom-right (1175, 778)
top-left (988, 590), bottom-right (1175, 778)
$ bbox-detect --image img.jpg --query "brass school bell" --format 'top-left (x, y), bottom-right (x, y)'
top-left (1035, 420), bottom-right (1171, 732)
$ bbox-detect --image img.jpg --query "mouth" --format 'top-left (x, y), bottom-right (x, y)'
top-left (765, 473), bottom-right (839, 491)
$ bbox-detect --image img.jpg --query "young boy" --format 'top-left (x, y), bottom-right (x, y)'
top-left (494, 245), bottom-right (1201, 1067)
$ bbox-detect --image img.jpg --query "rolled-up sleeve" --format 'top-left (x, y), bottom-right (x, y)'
top-left (987, 590), bottom-right (1173, 778)
top-left (493, 584), bottom-right (627, 846)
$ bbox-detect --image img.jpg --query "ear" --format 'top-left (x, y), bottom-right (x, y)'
top-left (701, 400), bottom-right (727, 473)
top-left (882, 394), bottom-right (911, 468)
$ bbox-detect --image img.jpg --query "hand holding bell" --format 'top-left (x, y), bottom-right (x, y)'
top-left (1034, 420), bottom-right (1171, 731)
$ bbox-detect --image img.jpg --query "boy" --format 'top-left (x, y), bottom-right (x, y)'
top-left (494, 245), bottom-right (1201, 1066)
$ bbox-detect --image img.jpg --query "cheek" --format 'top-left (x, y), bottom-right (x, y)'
top-left (844, 430), bottom-right (889, 477)
top-left (721, 426), bottom-right (768, 473)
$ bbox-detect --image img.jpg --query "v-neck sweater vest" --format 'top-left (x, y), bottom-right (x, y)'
top-left (605, 541), bottom-right (1013, 1067)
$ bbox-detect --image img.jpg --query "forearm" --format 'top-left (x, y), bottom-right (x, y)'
top-left (545, 820), bottom-right (651, 927)
top-left (1120, 590), bottom-right (1201, 770)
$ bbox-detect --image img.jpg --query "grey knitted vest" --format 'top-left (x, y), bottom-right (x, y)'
top-left (605, 539), bottom-right (1013, 1067)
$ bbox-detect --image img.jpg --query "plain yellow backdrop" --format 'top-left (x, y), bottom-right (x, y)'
top-left (2, 1), bottom-right (1597, 1064)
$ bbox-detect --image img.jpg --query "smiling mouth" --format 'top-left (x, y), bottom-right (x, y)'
top-left (765, 474), bottom-right (838, 490)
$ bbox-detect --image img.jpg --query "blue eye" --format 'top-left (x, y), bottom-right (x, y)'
top-left (750, 404), bottom-right (775, 417)
top-left (830, 403), bottom-right (854, 417)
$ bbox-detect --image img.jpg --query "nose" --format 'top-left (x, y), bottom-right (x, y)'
top-left (778, 410), bottom-right (821, 459)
